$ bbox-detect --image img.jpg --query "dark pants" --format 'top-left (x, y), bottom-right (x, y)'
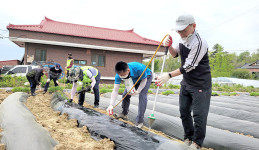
top-left (66, 70), bottom-right (71, 83)
top-left (78, 72), bottom-right (101, 106)
top-left (44, 76), bottom-right (59, 92)
top-left (122, 74), bottom-right (152, 124)
top-left (27, 76), bottom-right (36, 94)
top-left (179, 85), bottom-right (211, 147)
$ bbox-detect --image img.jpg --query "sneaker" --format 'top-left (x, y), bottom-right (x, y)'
top-left (31, 93), bottom-right (36, 96)
top-left (190, 142), bottom-right (201, 150)
top-left (67, 99), bottom-right (73, 103)
top-left (94, 105), bottom-right (99, 108)
top-left (135, 122), bottom-right (143, 128)
top-left (184, 139), bottom-right (192, 146)
top-left (43, 91), bottom-right (47, 94)
top-left (114, 113), bottom-right (128, 120)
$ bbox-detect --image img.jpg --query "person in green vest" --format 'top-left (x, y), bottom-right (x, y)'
top-left (67, 66), bottom-right (101, 108)
top-left (66, 53), bottom-right (74, 83)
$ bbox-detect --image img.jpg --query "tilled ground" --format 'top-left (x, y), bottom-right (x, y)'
top-left (0, 89), bottom-right (211, 150)
top-left (0, 89), bottom-right (114, 150)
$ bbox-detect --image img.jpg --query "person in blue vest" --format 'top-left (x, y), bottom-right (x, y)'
top-left (68, 66), bottom-right (101, 108)
top-left (107, 61), bottom-right (152, 128)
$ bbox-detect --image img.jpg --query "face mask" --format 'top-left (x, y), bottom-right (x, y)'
top-left (119, 72), bottom-right (130, 79)
top-left (181, 33), bottom-right (193, 41)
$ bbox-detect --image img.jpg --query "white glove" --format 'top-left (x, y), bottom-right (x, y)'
top-left (107, 105), bottom-right (114, 115)
top-left (129, 90), bottom-right (139, 96)
top-left (163, 35), bottom-right (173, 47)
top-left (156, 73), bottom-right (170, 86)
top-left (56, 81), bottom-right (59, 84)
top-left (46, 79), bottom-right (50, 83)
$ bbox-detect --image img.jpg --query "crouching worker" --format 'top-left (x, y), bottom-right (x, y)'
top-left (67, 66), bottom-right (101, 108)
top-left (43, 64), bottom-right (62, 94)
top-left (79, 66), bottom-right (101, 108)
top-left (107, 61), bottom-right (152, 128)
top-left (26, 67), bottom-right (44, 96)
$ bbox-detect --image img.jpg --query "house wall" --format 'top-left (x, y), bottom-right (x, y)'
top-left (25, 43), bottom-right (143, 77)
top-left (248, 68), bottom-right (259, 73)
top-left (0, 60), bottom-right (20, 68)
top-left (9, 29), bottom-right (157, 82)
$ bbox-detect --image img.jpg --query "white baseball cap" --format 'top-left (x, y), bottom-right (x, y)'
top-left (173, 14), bottom-right (195, 31)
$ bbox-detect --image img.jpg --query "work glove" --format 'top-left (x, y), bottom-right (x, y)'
top-left (156, 73), bottom-right (170, 86)
top-left (129, 90), bottom-right (139, 96)
top-left (163, 35), bottom-right (173, 47)
top-left (107, 105), bottom-right (114, 115)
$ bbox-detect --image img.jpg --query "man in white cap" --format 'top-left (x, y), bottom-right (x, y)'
top-left (156, 13), bottom-right (211, 150)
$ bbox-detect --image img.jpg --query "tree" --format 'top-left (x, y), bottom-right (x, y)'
top-left (209, 44), bottom-right (234, 77)
top-left (164, 55), bottom-right (181, 72)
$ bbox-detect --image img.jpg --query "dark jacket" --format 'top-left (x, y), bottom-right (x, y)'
top-left (49, 67), bottom-right (62, 79)
top-left (26, 68), bottom-right (44, 85)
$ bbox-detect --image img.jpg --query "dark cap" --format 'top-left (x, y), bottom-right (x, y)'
top-left (68, 53), bottom-right (72, 56)
top-left (55, 63), bottom-right (61, 69)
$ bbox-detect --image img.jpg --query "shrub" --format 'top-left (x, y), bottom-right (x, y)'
top-left (58, 77), bottom-right (67, 84)
top-left (100, 88), bottom-right (112, 94)
top-left (167, 84), bottom-right (180, 89)
top-left (250, 92), bottom-right (259, 96)
top-left (161, 90), bottom-right (174, 95)
top-left (211, 92), bottom-right (219, 96)
top-left (149, 83), bottom-right (157, 89)
top-left (0, 75), bottom-right (27, 87)
top-left (100, 84), bottom-right (114, 89)
top-left (220, 92), bottom-right (237, 96)
top-left (48, 86), bottom-right (64, 93)
top-left (65, 83), bottom-right (73, 89)
top-left (118, 88), bottom-right (125, 94)
top-left (12, 87), bottom-right (30, 93)
top-left (148, 89), bottom-right (153, 94)
top-left (119, 84), bottom-right (125, 88)
top-left (232, 69), bottom-right (252, 79)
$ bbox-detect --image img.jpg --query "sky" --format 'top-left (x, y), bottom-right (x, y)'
top-left (0, 0), bottom-right (259, 61)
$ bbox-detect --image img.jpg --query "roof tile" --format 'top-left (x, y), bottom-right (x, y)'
top-left (7, 17), bottom-right (160, 45)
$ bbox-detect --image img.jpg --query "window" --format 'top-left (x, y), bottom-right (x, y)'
top-left (10, 67), bottom-right (27, 73)
top-left (35, 49), bottom-right (46, 61)
top-left (74, 60), bottom-right (87, 66)
top-left (91, 54), bottom-right (105, 67)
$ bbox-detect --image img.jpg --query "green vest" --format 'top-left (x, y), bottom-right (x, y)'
top-left (80, 66), bottom-right (98, 83)
top-left (66, 59), bottom-right (73, 70)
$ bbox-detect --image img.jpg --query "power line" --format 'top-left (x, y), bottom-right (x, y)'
top-left (202, 4), bottom-right (258, 34)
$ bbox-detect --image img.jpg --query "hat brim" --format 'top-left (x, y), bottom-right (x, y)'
top-left (173, 24), bottom-right (189, 31)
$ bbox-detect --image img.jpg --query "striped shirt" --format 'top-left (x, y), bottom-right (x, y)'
top-left (175, 30), bottom-right (211, 89)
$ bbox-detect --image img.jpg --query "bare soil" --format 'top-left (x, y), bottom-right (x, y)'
top-left (0, 89), bottom-right (115, 150)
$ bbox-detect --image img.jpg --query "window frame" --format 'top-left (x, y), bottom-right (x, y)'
top-left (35, 49), bottom-right (47, 62)
top-left (91, 53), bottom-right (105, 67)
top-left (74, 60), bottom-right (87, 66)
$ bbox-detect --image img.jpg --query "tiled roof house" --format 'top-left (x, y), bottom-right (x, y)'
top-left (7, 17), bottom-right (164, 82)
